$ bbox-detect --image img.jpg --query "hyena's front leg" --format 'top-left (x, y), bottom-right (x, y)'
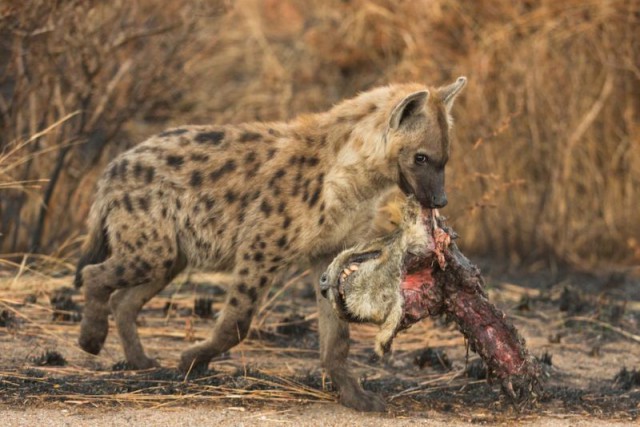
top-left (179, 243), bottom-right (279, 374)
top-left (312, 263), bottom-right (387, 412)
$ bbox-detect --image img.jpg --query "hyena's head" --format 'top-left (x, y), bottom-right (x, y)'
top-left (386, 77), bottom-right (467, 209)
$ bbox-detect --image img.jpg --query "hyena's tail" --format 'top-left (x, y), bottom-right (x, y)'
top-left (74, 203), bottom-right (110, 288)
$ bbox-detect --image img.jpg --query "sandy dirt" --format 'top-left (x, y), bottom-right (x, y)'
top-left (0, 264), bottom-right (638, 426)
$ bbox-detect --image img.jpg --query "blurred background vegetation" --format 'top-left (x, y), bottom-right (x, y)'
top-left (0, 0), bottom-right (638, 272)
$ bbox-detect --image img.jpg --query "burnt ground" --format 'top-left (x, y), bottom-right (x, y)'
top-left (0, 264), bottom-right (639, 425)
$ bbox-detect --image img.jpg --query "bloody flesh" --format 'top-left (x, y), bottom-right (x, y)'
top-left (398, 209), bottom-right (541, 402)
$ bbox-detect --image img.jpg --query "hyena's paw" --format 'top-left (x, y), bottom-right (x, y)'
top-left (78, 316), bottom-right (109, 355)
top-left (179, 347), bottom-right (212, 376)
top-left (339, 388), bottom-right (387, 412)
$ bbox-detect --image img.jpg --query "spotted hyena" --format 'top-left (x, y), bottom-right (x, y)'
top-left (75, 77), bottom-right (467, 411)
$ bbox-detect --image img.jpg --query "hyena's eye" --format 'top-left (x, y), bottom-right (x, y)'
top-left (414, 154), bottom-right (428, 165)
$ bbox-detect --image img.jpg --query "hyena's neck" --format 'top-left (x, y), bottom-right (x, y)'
top-left (291, 101), bottom-right (398, 210)
top-left (288, 88), bottom-right (410, 252)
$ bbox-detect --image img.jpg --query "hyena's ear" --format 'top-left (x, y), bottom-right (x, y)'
top-left (437, 76), bottom-right (467, 112)
top-left (389, 90), bottom-right (429, 131)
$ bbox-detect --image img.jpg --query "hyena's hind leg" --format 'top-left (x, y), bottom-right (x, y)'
top-left (79, 218), bottom-right (183, 369)
top-left (108, 251), bottom-right (186, 369)
top-left (78, 260), bottom-right (118, 355)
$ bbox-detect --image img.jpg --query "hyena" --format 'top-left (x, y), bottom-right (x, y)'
top-left (75, 77), bottom-right (466, 411)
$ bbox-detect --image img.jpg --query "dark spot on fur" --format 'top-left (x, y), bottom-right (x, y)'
top-left (116, 279), bottom-right (128, 287)
top-left (115, 265), bottom-right (125, 277)
top-left (268, 128), bottom-right (280, 137)
top-left (247, 287), bottom-right (258, 303)
top-left (260, 200), bottom-right (272, 217)
top-left (319, 201), bottom-right (325, 212)
top-left (307, 156), bottom-right (320, 167)
top-left (161, 207), bottom-right (168, 218)
top-left (276, 236), bottom-right (287, 248)
top-left (277, 201), bottom-right (286, 214)
top-left (243, 253), bottom-right (251, 261)
top-left (195, 131), bottom-right (225, 145)
top-left (166, 155), bottom-right (184, 169)
top-left (239, 268), bottom-right (249, 276)
top-left (244, 152), bottom-right (257, 164)
top-left (238, 283), bottom-right (248, 294)
top-left (123, 194), bottom-right (134, 213)
top-left (268, 265), bottom-right (278, 273)
top-left (163, 259), bottom-right (173, 270)
top-left (267, 148), bottom-right (277, 159)
top-left (308, 188), bottom-right (321, 208)
top-left (138, 196), bottom-right (150, 211)
top-left (253, 252), bottom-right (264, 262)
top-left (259, 241), bottom-right (266, 249)
top-left (271, 256), bottom-right (283, 263)
top-left (189, 153), bottom-right (208, 162)
top-left (224, 190), bottom-right (237, 203)
top-left (210, 159), bottom-right (237, 182)
top-left (159, 128), bottom-right (188, 137)
top-left (230, 297), bottom-right (239, 307)
top-left (176, 198), bottom-right (182, 210)
top-left (190, 171), bottom-right (203, 188)
top-left (259, 276), bottom-right (269, 287)
top-left (272, 169), bottom-right (286, 181)
top-left (133, 162), bottom-right (143, 178)
top-left (140, 260), bottom-right (152, 272)
top-left (318, 215), bottom-right (325, 225)
top-left (283, 216), bottom-right (292, 229)
top-left (145, 167), bottom-right (155, 184)
top-left (239, 132), bottom-right (261, 142)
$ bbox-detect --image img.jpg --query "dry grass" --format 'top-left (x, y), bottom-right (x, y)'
top-left (0, 0), bottom-right (639, 268)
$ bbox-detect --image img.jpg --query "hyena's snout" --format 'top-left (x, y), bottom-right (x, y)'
top-left (430, 192), bottom-right (447, 209)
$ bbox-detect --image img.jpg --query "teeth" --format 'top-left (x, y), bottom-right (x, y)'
top-left (340, 272), bottom-right (347, 283)
top-left (343, 267), bottom-right (351, 277)
top-left (348, 263), bottom-right (359, 272)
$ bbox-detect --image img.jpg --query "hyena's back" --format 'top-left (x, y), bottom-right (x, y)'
top-left (77, 122), bottom-right (289, 285)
